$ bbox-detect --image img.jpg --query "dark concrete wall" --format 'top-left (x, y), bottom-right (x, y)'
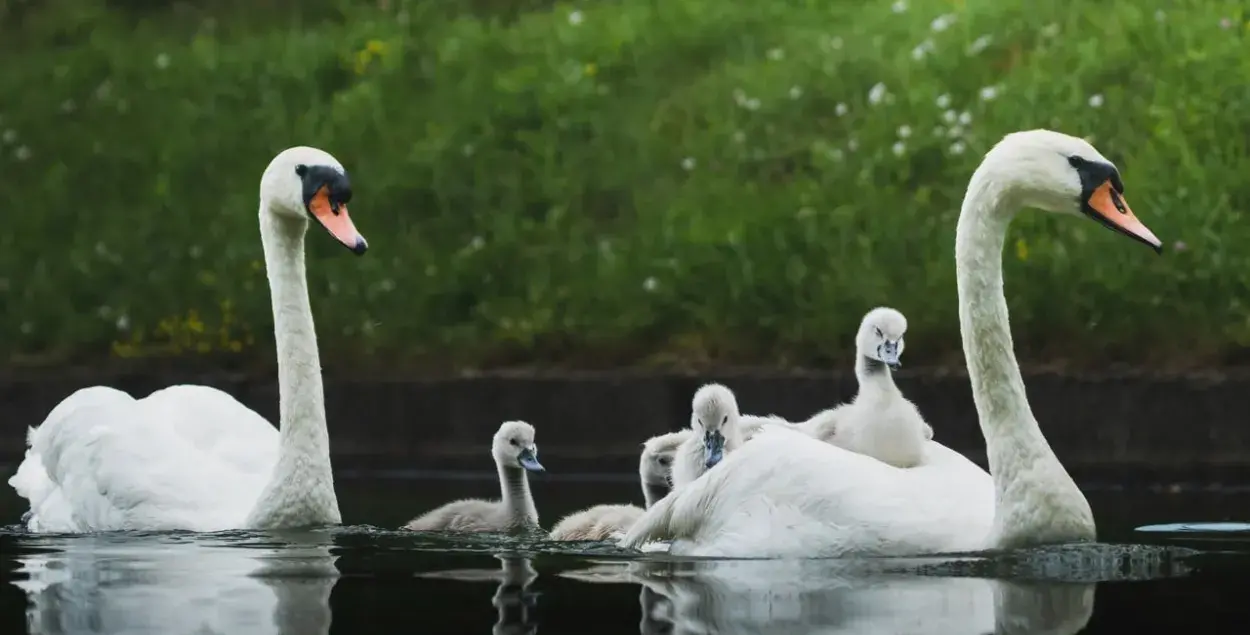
top-left (2, 369), bottom-right (1247, 480)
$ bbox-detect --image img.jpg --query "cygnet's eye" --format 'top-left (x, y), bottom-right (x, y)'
top-left (721, 415), bottom-right (728, 425)
top-left (509, 439), bottom-right (519, 447)
top-left (658, 457), bottom-right (671, 466)
top-left (874, 327), bottom-right (883, 338)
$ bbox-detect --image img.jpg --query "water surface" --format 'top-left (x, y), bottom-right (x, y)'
top-left (1, 472), bottom-right (1248, 634)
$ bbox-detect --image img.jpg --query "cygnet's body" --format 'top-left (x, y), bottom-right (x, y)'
top-left (670, 384), bottom-right (746, 491)
top-left (797, 307), bottom-right (932, 468)
top-left (548, 430), bottom-right (690, 542)
top-left (403, 421), bottom-right (545, 534)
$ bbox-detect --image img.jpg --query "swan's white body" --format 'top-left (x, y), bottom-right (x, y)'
top-left (792, 307), bottom-right (933, 468)
top-left (620, 129), bottom-right (1162, 557)
top-left (9, 146), bottom-right (368, 532)
top-left (549, 430), bottom-right (689, 542)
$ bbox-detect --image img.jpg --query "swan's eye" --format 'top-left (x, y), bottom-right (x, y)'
top-left (294, 164), bottom-right (308, 177)
top-left (721, 415), bottom-right (728, 425)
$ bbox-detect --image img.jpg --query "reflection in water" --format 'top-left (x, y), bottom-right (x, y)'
top-left (418, 554), bottom-right (540, 635)
top-left (567, 559), bottom-right (1094, 635)
top-left (12, 530), bottom-right (339, 635)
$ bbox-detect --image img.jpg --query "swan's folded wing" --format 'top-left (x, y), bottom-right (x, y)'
top-left (141, 385), bottom-right (279, 477)
top-left (31, 398), bottom-right (267, 532)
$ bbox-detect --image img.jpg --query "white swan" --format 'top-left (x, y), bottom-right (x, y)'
top-left (10, 147), bottom-right (368, 533)
top-left (402, 420), bottom-right (546, 534)
top-left (548, 429), bottom-right (689, 541)
top-left (794, 307), bottom-right (934, 468)
top-left (620, 129), bottom-right (1162, 557)
top-left (670, 384), bottom-right (746, 491)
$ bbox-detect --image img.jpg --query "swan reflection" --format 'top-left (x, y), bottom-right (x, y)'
top-left (12, 530), bottom-right (339, 635)
top-left (417, 554), bottom-right (539, 635)
top-left (564, 559), bottom-right (1094, 635)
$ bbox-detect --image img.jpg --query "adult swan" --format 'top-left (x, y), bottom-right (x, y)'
top-left (9, 146), bottom-right (368, 533)
top-left (619, 129), bottom-right (1162, 558)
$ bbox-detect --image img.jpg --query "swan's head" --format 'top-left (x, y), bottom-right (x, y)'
top-left (690, 383), bottom-right (739, 469)
top-left (639, 430), bottom-right (691, 486)
top-left (492, 420), bottom-right (544, 472)
top-left (857, 307), bottom-right (907, 370)
top-left (983, 129), bottom-right (1161, 253)
top-left (260, 146), bottom-right (368, 255)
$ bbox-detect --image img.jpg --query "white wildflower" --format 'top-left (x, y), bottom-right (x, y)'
top-left (936, 94), bottom-right (951, 109)
top-left (827, 148), bottom-right (845, 161)
top-left (897, 125), bottom-right (912, 139)
top-left (789, 85), bottom-right (803, 99)
top-left (155, 53), bottom-right (170, 69)
top-left (1088, 94), bottom-right (1104, 108)
top-left (911, 39), bottom-right (935, 60)
top-left (1154, 9), bottom-right (1166, 22)
top-left (826, 36), bottom-right (844, 50)
top-left (1, 129), bottom-right (14, 144)
top-left (931, 14), bottom-right (955, 32)
top-left (568, 10), bottom-right (584, 25)
top-left (847, 138), bottom-right (859, 152)
top-left (967, 35), bottom-right (992, 55)
top-left (835, 102), bottom-right (848, 116)
top-left (942, 109), bottom-right (957, 124)
top-left (469, 235), bottom-right (485, 250)
top-left (892, 141), bottom-right (906, 157)
top-left (868, 83), bottom-right (888, 106)
top-left (745, 97), bottom-right (761, 111)
top-left (733, 130), bottom-right (746, 143)
top-left (1041, 23), bottom-right (1060, 37)
top-left (115, 314), bottom-right (130, 331)
top-left (462, 144), bottom-right (475, 157)
top-left (681, 157), bottom-right (697, 171)
top-left (892, 1), bottom-right (907, 13)
top-left (14, 146), bottom-right (30, 161)
top-left (767, 47), bottom-right (785, 61)
top-left (643, 277), bottom-right (659, 292)
top-left (949, 141), bottom-right (966, 155)
top-left (958, 111), bottom-right (972, 125)
top-left (979, 85), bottom-right (999, 101)
top-left (948, 125), bottom-right (964, 138)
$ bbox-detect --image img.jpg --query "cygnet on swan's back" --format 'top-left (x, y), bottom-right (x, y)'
top-left (796, 307), bottom-right (933, 468)
top-left (670, 384), bottom-right (746, 491)
top-left (548, 429), bottom-right (690, 542)
top-left (402, 420), bottom-right (546, 534)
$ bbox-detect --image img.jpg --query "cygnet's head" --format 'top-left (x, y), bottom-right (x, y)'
top-left (259, 146), bottom-right (368, 255)
top-left (492, 420), bottom-right (544, 473)
top-left (856, 307), bottom-right (907, 371)
top-left (690, 383), bottom-right (739, 469)
top-left (639, 430), bottom-right (691, 485)
top-left (982, 130), bottom-right (1160, 253)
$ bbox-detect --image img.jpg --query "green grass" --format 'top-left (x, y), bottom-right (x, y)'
top-left (1, 0), bottom-right (1248, 373)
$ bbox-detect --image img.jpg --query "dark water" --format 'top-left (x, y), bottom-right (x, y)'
top-left (1, 471), bottom-right (1249, 635)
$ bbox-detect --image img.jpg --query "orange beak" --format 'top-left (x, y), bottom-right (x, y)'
top-left (308, 185), bottom-right (368, 255)
top-left (1085, 181), bottom-right (1162, 253)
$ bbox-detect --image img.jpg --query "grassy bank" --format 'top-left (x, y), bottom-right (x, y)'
top-left (1, 0), bottom-right (1248, 372)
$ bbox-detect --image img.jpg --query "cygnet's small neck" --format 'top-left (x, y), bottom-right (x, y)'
top-left (497, 461), bottom-right (538, 528)
top-left (641, 481), bottom-right (669, 508)
top-left (854, 354), bottom-right (899, 398)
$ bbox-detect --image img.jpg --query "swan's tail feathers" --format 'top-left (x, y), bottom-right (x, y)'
top-left (619, 492), bottom-right (683, 550)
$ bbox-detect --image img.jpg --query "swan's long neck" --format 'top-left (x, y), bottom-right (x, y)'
top-left (245, 209), bottom-right (341, 528)
top-left (497, 460), bottom-right (538, 529)
top-left (853, 353), bottom-right (898, 400)
top-left (956, 168), bottom-right (1093, 548)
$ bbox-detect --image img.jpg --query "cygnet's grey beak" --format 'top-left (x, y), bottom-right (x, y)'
top-left (517, 446), bottom-right (545, 472)
top-left (878, 340), bottom-right (902, 371)
top-left (703, 430), bottom-right (725, 469)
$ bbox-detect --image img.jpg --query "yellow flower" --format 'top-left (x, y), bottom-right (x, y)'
top-left (584, 63), bottom-right (598, 77)
top-left (366, 39), bottom-right (387, 56)
top-left (1015, 238), bottom-right (1029, 261)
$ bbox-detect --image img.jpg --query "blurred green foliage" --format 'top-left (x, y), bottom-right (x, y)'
top-left (1, 0), bottom-right (1248, 372)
